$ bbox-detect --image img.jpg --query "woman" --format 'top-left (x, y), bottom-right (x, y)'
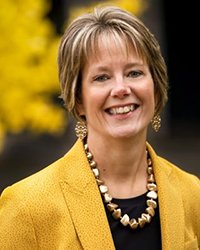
top-left (0, 5), bottom-right (199, 250)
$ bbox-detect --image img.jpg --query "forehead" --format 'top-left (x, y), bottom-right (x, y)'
top-left (84, 32), bottom-right (144, 64)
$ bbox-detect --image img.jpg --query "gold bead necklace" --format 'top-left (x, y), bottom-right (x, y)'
top-left (84, 143), bottom-right (158, 230)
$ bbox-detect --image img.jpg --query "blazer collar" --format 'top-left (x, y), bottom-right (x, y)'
top-left (147, 143), bottom-right (185, 250)
top-left (59, 140), bottom-right (184, 250)
top-left (60, 139), bottom-right (115, 250)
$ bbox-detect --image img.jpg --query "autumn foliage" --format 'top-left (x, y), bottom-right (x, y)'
top-left (0, 0), bottom-right (145, 149)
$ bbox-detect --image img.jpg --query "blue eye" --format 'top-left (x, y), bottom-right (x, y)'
top-left (94, 75), bottom-right (109, 82)
top-left (128, 71), bottom-right (142, 78)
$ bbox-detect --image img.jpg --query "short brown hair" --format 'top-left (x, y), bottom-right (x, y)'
top-left (58, 5), bottom-right (168, 120)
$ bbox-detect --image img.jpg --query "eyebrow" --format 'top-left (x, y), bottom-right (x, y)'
top-left (92, 62), bottom-right (145, 72)
top-left (124, 62), bottom-right (145, 68)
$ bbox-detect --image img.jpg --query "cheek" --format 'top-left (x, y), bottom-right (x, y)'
top-left (138, 82), bottom-right (155, 111)
top-left (87, 86), bottom-right (108, 103)
top-left (81, 87), bottom-right (106, 114)
top-left (137, 82), bottom-right (154, 101)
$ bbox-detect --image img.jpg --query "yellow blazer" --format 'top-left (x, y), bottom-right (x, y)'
top-left (0, 139), bottom-right (199, 250)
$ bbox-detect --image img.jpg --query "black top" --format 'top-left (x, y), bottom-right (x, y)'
top-left (104, 192), bottom-right (162, 250)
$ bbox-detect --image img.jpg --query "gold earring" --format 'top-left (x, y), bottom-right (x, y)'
top-left (75, 121), bottom-right (87, 140)
top-left (151, 115), bottom-right (161, 132)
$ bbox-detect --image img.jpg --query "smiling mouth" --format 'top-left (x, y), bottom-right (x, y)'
top-left (106, 104), bottom-right (139, 115)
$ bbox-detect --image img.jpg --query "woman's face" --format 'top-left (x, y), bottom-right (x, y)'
top-left (78, 37), bottom-right (155, 140)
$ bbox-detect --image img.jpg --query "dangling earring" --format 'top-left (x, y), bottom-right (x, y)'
top-left (151, 115), bottom-right (161, 132)
top-left (75, 121), bottom-right (87, 140)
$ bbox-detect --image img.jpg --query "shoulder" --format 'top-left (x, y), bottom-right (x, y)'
top-left (158, 156), bottom-right (199, 190)
top-left (158, 156), bottom-right (200, 224)
top-left (0, 140), bottom-right (85, 246)
top-left (147, 142), bottom-right (199, 191)
top-left (159, 157), bottom-right (200, 237)
top-left (0, 139), bottom-right (85, 206)
top-left (0, 156), bottom-right (64, 210)
top-left (148, 142), bottom-right (200, 212)
top-left (0, 155), bottom-right (65, 243)
top-left (1, 139), bottom-right (82, 197)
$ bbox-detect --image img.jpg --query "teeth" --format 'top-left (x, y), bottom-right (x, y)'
top-left (118, 107), bottom-right (124, 114)
top-left (123, 106), bottom-right (129, 113)
top-left (109, 105), bottom-right (135, 115)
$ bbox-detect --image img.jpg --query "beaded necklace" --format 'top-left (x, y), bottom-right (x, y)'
top-left (84, 143), bottom-right (158, 230)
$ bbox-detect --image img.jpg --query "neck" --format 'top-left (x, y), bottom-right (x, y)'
top-left (86, 132), bottom-right (148, 198)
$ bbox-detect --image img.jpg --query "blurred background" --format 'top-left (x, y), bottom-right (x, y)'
top-left (0, 0), bottom-right (199, 193)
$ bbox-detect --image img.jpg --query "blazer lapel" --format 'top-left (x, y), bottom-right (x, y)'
top-left (148, 144), bottom-right (185, 250)
top-left (60, 140), bottom-right (185, 249)
top-left (60, 140), bottom-right (115, 250)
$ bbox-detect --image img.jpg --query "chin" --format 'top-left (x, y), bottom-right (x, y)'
top-left (108, 125), bottom-right (147, 139)
top-left (109, 129), bottom-right (138, 139)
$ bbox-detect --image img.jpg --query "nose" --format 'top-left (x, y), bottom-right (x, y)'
top-left (110, 83), bottom-right (131, 98)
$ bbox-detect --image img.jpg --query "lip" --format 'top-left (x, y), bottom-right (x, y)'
top-left (105, 103), bottom-right (140, 119)
top-left (108, 108), bottom-right (138, 120)
top-left (105, 103), bottom-right (139, 111)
